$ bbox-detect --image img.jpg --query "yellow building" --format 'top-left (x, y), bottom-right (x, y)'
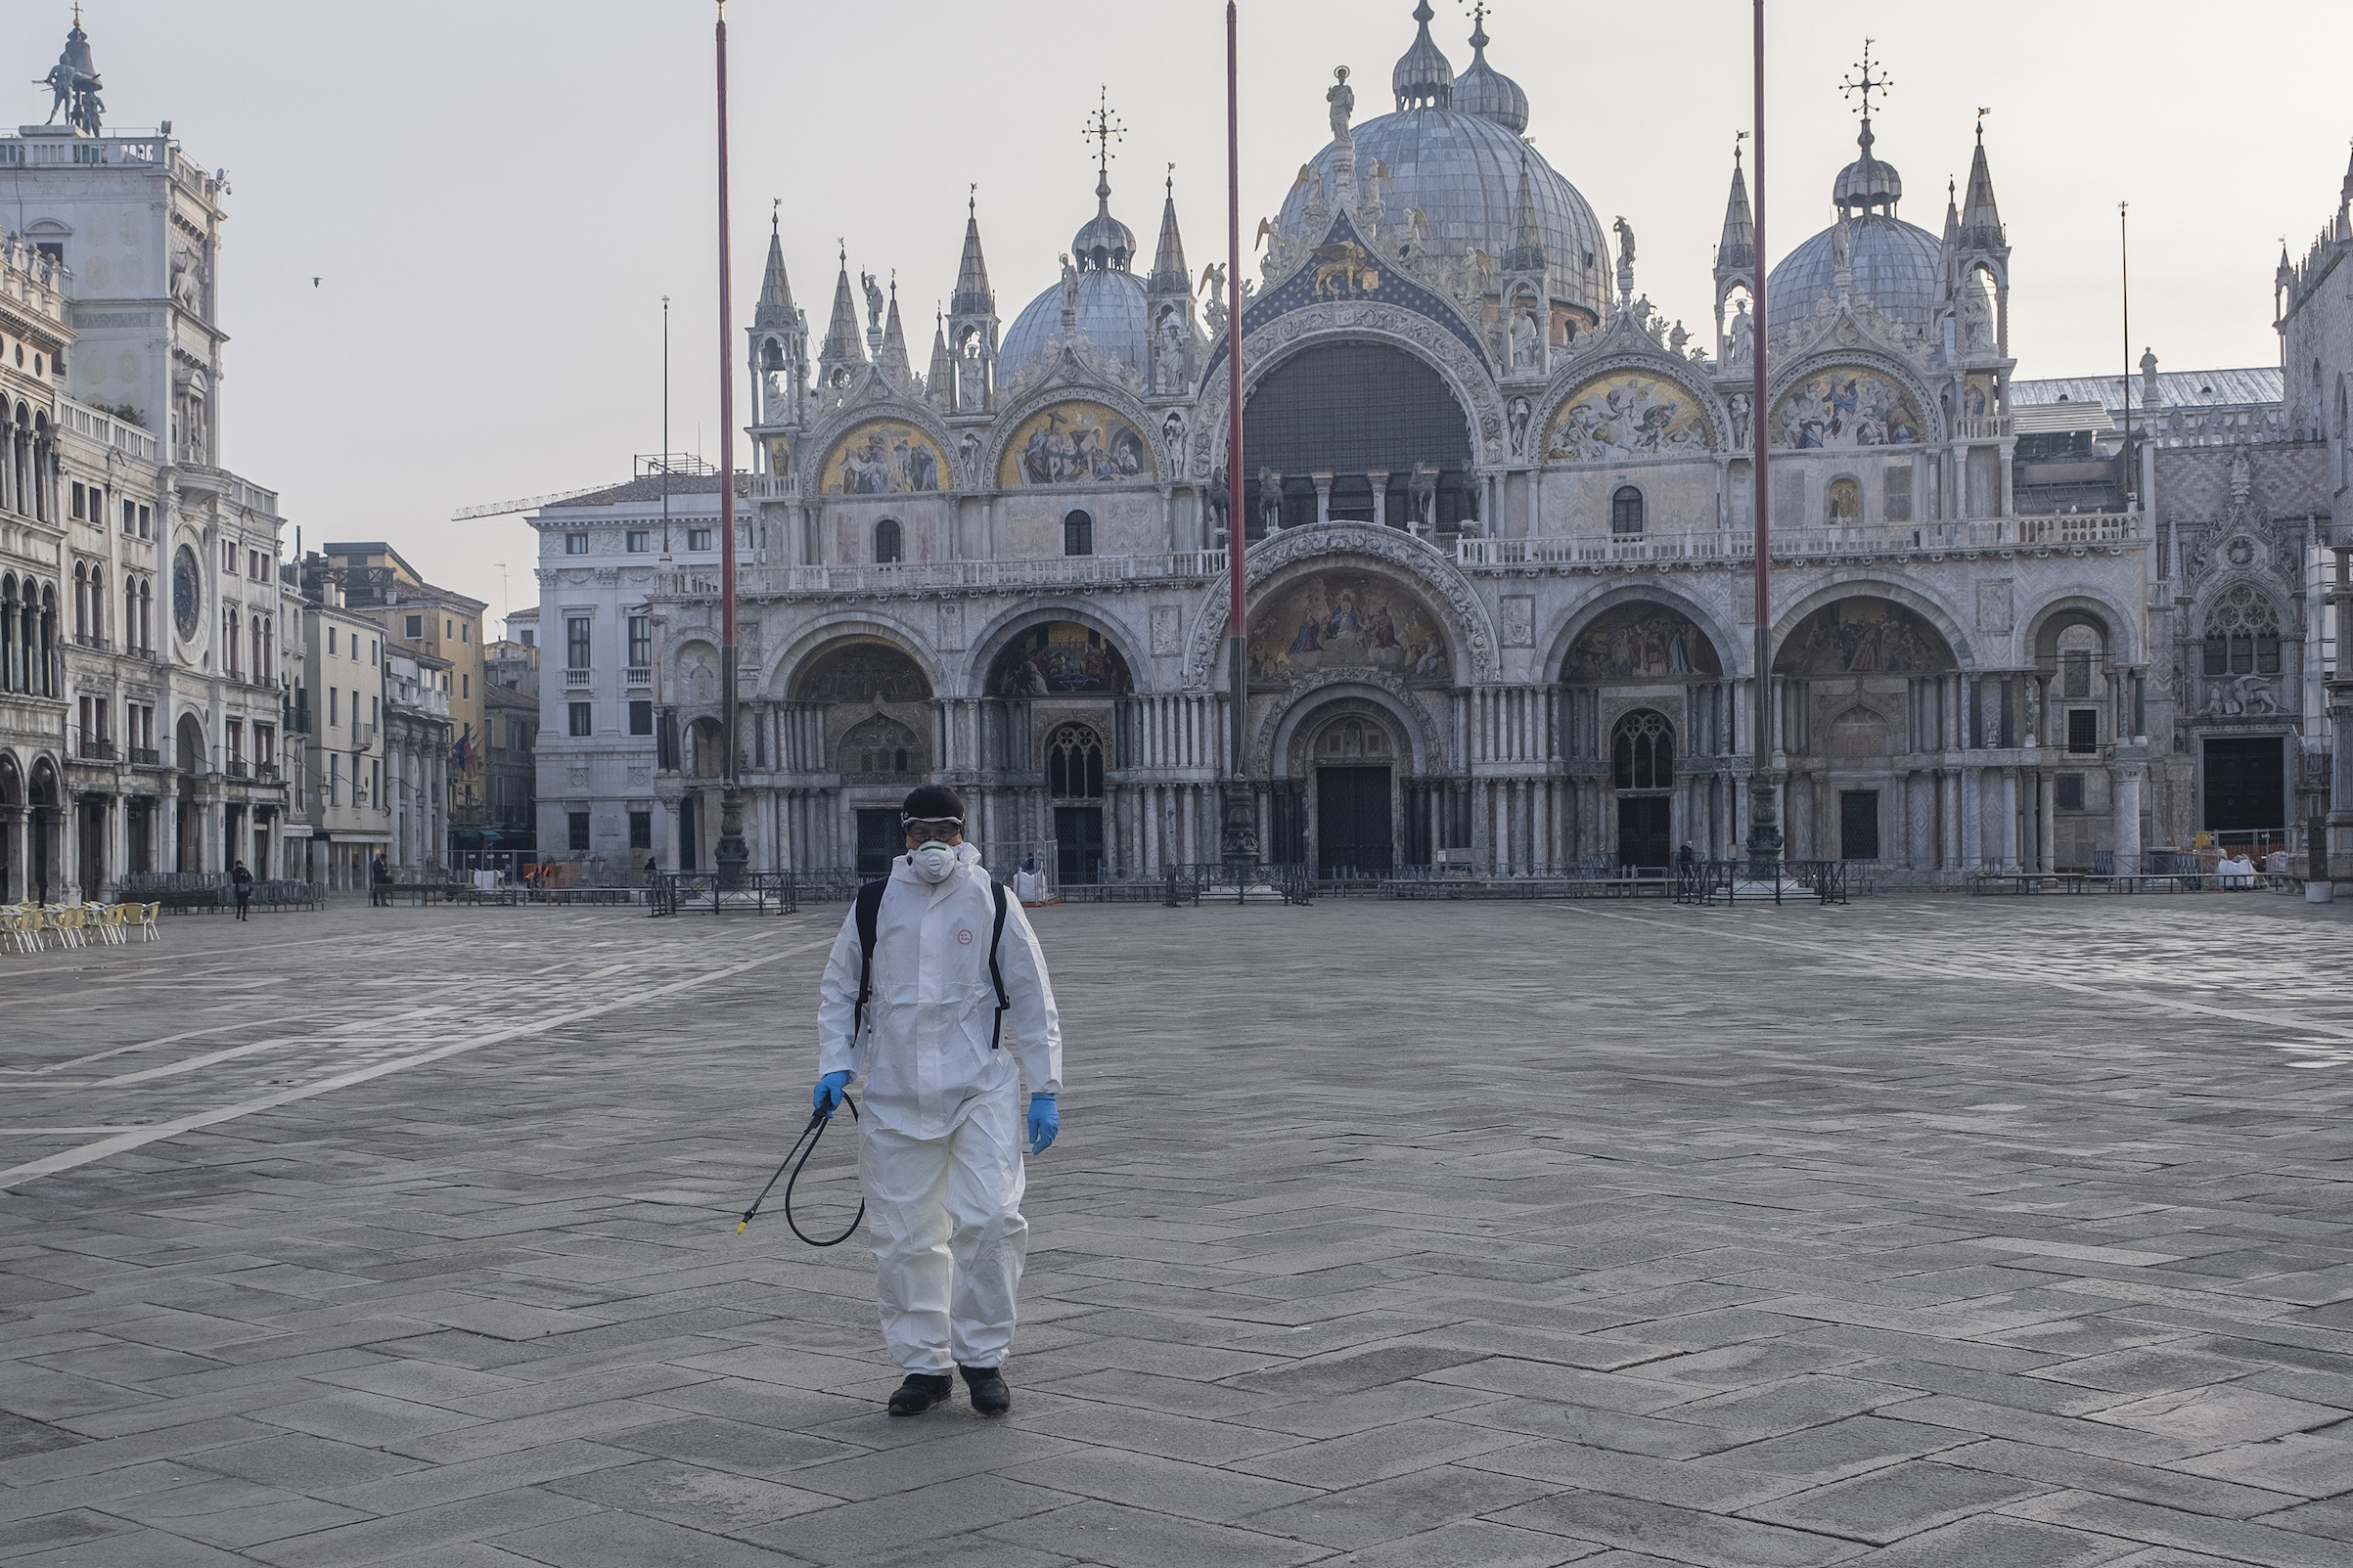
top-left (320, 541), bottom-right (488, 861)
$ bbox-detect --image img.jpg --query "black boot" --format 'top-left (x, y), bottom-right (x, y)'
top-left (886, 1371), bottom-right (954, 1416)
top-left (960, 1364), bottom-right (1011, 1417)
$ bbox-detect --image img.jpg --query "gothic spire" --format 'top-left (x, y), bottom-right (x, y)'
top-left (1150, 172), bottom-right (1190, 294)
top-left (952, 192), bottom-right (993, 315)
top-left (1958, 118), bottom-right (2004, 250)
top-left (1504, 151), bottom-right (1546, 274)
top-left (927, 306), bottom-right (954, 401)
top-left (754, 208), bottom-right (795, 330)
top-left (1716, 144), bottom-right (1755, 274)
top-left (877, 278), bottom-right (914, 386)
top-left (820, 245), bottom-right (866, 366)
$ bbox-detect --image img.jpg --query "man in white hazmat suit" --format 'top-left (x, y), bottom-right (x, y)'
top-left (813, 784), bottom-right (1063, 1417)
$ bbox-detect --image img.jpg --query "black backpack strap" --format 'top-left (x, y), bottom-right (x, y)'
top-left (987, 881), bottom-right (1012, 1051)
top-left (851, 879), bottom-right (887, 1045)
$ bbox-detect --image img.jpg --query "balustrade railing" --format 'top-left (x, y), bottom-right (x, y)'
top-left (659, 550), bottom-right (1230, 600)
top-left (1457, 513), bottom-right (2141, 570)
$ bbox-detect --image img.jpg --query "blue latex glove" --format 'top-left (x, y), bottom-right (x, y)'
top-left (1026, 1094), bottom-right (1060, 1155)
top-left (813, 1071), bottom-right (852, 1117)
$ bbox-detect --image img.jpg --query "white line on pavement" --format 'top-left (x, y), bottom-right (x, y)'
top-left (0, 933), bottom-right (833, 1191)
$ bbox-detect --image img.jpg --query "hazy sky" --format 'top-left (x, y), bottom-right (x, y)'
top-left (25, 1), bottom-right (2353, 624)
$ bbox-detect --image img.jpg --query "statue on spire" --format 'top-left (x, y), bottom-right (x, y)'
top-left (40, 8), bottom-right (105, 136)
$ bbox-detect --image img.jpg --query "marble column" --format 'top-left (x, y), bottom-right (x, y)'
top-left (1312, 472), bottom-right (1334, 526)
top-left (1938, 769), bottom-right (1961, 870)
top-left (1368, 470), bottom-right (1388, 530)
top-left (2113, 764), bottom-right (2144, 873)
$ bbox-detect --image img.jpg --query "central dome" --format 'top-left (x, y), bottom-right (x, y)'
top-left (1278, 7), bottom-right (1609, 324)
top-left (1278, 112), bottom-right (1609, 323)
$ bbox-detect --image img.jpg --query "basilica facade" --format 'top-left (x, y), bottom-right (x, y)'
top-left (535, 6), bottom-right (2319, 885)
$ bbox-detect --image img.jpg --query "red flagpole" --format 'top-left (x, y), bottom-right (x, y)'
top-left (1226, 1), bottom-right (1246, 774)
top-left (1747, 0), bottom-right (1781, 875)
top-left (1220, 0), bottom-right (1258, 877)
top-left (712, 0), bottom-right (747, 879)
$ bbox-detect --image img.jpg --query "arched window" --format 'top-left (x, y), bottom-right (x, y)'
top-left (2201, 583), bottom-right (2281, 676)
top-left (71, 562), bottom-right (86, 640)
top-left (1046, 723), bottom-right (1105, 798)
top-left (123, 576), bottom-right (137, 653)
top-left (1611, 709), bottom-right (1673, 790)
top-left (1063, 509), bottom-right (1094, 557)
top-left (837, 713), bottom-right (921, 780)
top-left (873, 517), bottom-right (903, 564)
top-left (1610, 485), bottom-right (1645, 534)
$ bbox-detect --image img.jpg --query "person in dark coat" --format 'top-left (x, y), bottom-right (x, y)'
top-left (371, 852), bottom-right (391, 907)
top-left (1675, 841), bottom-right (1698, 876)
top-left (231, 860), bottom-right (254, 920)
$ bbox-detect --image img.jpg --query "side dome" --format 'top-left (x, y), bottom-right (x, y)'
top-left (1765, 213), bottom-right (1944, 331)
top-left (999, 269), bottom-right (1150, 385)
top-left (1277, 108), bottom-right (1610, 323)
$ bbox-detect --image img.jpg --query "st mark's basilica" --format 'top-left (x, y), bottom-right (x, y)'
top-left (533, 4), bottom-right (2330, 886)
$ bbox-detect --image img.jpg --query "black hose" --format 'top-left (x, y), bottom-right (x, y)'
top-left (736, 1096), bottom-right (865, 1247)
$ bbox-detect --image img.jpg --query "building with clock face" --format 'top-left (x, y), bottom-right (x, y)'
top-left (0, 16), bottom-right (302, 904)
top-left (531, 6), bottom-right (2331, 885)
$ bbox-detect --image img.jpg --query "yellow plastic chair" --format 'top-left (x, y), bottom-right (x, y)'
top-left (1, 906), bottom-right (30, 954)
top-left (140, 901), bottom-right (162, 942)
top-left (100, 904), bottom-right (127, 945)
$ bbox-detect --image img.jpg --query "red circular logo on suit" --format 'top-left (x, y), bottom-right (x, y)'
top-left (957, 928), bottom-right (974, 945)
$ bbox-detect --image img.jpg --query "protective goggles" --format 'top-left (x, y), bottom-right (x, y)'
top-left (901, 816), bottom-right (963, 842)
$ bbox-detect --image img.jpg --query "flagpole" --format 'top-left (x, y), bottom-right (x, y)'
top-left (713, 0), bottom-right (748, 886)
top-left (1746, 0), bottom-right (1782, 879)
top-left (1219, 0), bottom-right (1259, 884)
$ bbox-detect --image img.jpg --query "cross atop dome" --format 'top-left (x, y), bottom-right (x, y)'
top-left (1832, 39), bottom-right (1901, 217)
top-left (1839, 38), bottom-right (1891, 121)
top-left (1071, 86), bottom-right (1136, 272)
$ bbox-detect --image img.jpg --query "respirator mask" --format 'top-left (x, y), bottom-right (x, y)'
top-left (912, 842), bottom-right (956, 883)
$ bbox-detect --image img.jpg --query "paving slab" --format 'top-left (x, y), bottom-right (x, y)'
top-left (1, 897), bottom-right (2349, 1564)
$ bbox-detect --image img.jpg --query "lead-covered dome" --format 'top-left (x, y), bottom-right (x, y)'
top-left (999, 268), bottom-right (1150, 386)
top-left (1280, 7), bottom-right (1608, 322)
top-left (1766, 214), bottom-right (1943, 332)
top-left (1766, 119), bottom-right (1943, 332)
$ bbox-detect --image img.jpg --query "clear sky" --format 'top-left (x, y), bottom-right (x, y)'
top-left (23, 1), bottom-right (2353, 624)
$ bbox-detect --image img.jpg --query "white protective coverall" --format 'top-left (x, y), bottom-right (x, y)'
top-left (816, 842), bottom-right (1062, 1372)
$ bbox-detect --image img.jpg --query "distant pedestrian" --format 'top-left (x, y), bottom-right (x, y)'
top-left (1676, 840), bottom-right (1697, 874)
top-left (645, 854), bottom-right (659, 883)
top-left (371, 852), bottom-right (391, 907)
top-left (231, 860), bottom-right (254, 921)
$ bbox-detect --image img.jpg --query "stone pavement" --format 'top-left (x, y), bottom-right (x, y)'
top-left (1, 892), bottom-right (2350, 1566)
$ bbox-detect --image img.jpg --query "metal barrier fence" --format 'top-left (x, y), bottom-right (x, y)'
top-left (113, 873), bottom-right (326, 913)
top-left (648, 872), bottom-right (800, 917)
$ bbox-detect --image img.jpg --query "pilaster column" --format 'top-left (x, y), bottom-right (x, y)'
top-left (1368, 470), bottom-right (1388, 530)
top-left (2000, 767), bottom-right (2021, 872)
top-left (1961, 766), bottom-right (1983, 869)
top-left (1312, 472), bottom-right (1334, 526)
top-left (2037, 769), bottom-right (2058, 872)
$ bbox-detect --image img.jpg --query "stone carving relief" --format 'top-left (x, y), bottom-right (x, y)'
top-left (1150, 605), bottom-right (1183, 657)
top-left (1500, 595), bottom-right (1534, 649)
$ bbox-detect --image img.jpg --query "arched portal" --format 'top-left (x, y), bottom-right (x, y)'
top-left (1773, 596), bottom-right (1959, 865)
top-left (1561, 600), bottom-right (1732, 864)
top-left (983, 622), bottom-right (1133, 881)
top-left (1284, 700), bottom-right (1405, 877)
top-left (1243, 341), bottom-right (1474, 532)
top-left (27, 755), bottom-right (61, 900)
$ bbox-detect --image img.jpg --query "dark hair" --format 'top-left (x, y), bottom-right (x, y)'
top-left (901, 783), bottom-right (964, 824)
